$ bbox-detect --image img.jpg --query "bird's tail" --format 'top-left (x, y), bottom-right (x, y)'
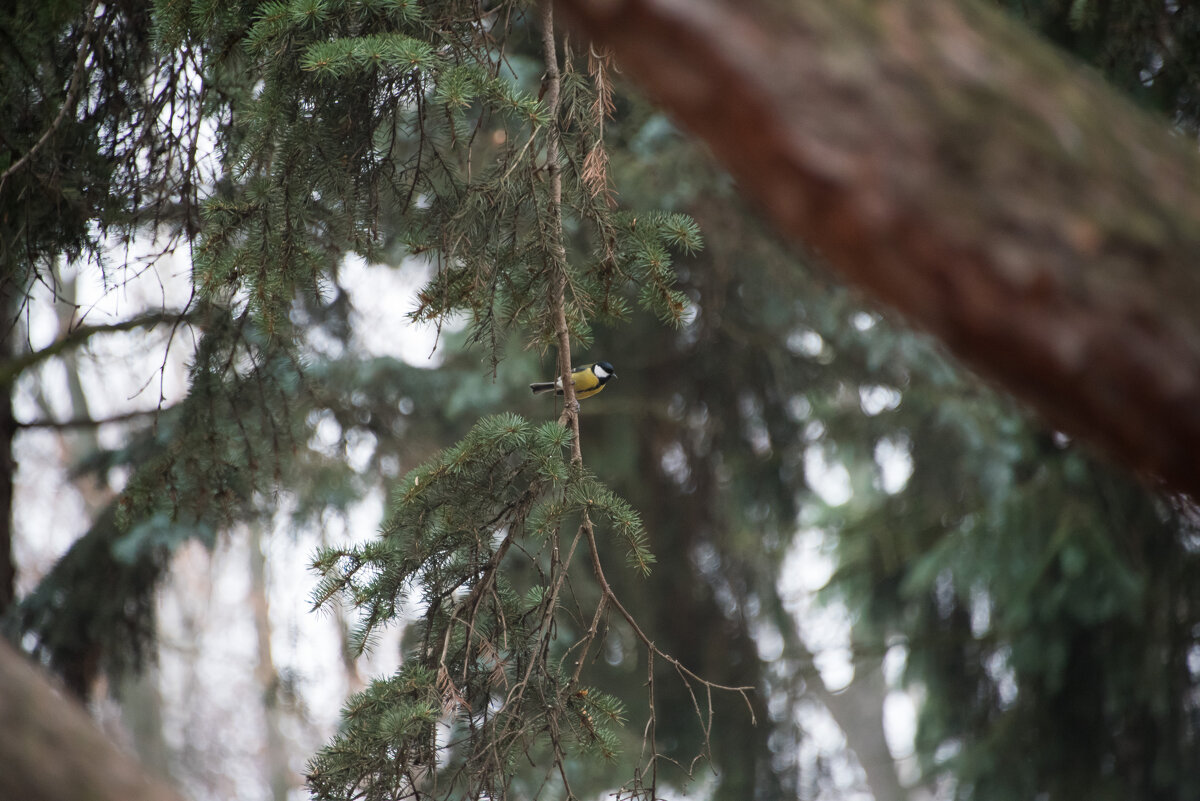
top-left (529, 381), bottom-right (556, 395)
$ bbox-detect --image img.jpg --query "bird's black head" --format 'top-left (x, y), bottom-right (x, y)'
top-left (595, 361), bottom-right (616, 379)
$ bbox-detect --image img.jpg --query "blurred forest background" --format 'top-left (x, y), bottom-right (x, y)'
top-left (3, 1), bottom-right (1200, 800)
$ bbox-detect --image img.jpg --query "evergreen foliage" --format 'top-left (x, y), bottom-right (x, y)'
top-left (150, 0), bottom-right (698, 348)
top-left (992, 0), bottom-right (1200, 131)
top-left (308, 413), bottom-right (646, 799)
top-left (823, 344), bottom-right (1200, 800)
top-left (6, 1), bottom-right (1200, 800)
top-left (9, 0), bottom-right (711, 796)
top-left (1, 0), bottom-right (208, 285)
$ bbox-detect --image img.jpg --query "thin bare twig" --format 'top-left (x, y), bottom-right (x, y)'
top-left (15, 407), bottom-right (171, 430)
top-left (538, 1), bottom-right (582, 459)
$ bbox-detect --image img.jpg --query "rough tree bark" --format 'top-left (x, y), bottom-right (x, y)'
top-left (556, 0), bottom-right (1200, 498)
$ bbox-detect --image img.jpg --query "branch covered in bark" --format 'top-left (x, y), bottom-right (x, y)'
top-left (556, 0), bottom-right (1200, 497)
top-left (0, 310), bottom-right (190, 387)
top-left (0, 640), bottom-right (186, 801)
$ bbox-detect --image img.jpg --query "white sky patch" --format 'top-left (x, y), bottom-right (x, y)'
top-left (793, 698), bottom-right (876, 801)
top-left (267, 488), bottom-right (401, 730)
top-left (884, 690), bottom-right (920, 787)
top-left (307, 409), bottom-right (343, 455)
top-left (985, 646), bottom-right (1019, 709)
top-left (859, 384), bottom-right (901, 416)
top-left (22, 289), bottom-right (62, 352)
top-left (882, 645), bottom-right (918, 776)
top-left (779, 527), bottom-right (836, 595)
top-left (883, 691), bottom-right (917, 757)
top-left (874, 435), bottom-right (914, 495)
top-left (779, 528), bottom-right (854, 691)
top-left (969, 585), bottom-right (992, 637)
top-left (339, 255), bottom-right (459, 366)
top-left (344, 428), bottom-right (378, 474)
top-left (11, 429), bottom-right (89, 592)
top-left (805, 445), bottom-right (852, 506)
top-left (814, 645), bottom-right (856, 692)
top-left (882, 642), bottom-right (908, 685)
top-left (787, 395), bottom-right (812, 422)
top-left (156, 538), bottom-right (264, 801)
top-left (18, 247), bottom-right (194, 421)
top-left (755, 619), bottom-right (785, 662)
top-left (851, 312), bottom-right (877, 332)
top-left (787, 328), bottom-right (827, 359)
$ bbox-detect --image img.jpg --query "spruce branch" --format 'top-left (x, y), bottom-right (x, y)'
top-left (0, 0), bottom-right (105, 191)
top-left (536, 1), bottom-right (583, 463)
top-left (308, 5), bottom-right (728, 798)
top-left (535, 7), bottom-right (745, 796)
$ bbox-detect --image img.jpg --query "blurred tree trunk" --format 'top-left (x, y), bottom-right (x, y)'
top-left (20, 270), bottom-right (122, 698)
top-left (776, 610), bottom-right (908, 801)
top-left (0, 281), bottom-right (18, 612)
top-left (322, 526), bottom-right (365, 694)
top-left (0, 356), bottom-right (14, 613)
top-left (0, 638), bottom-right (186, 801)
top-left (557, 0), bottom-right (1200, 498)
top-left (117, 672), bottom-right (175, 785)
top-left (249, 525), bottom-right (293, 801)
top-left (816, 653), bottom-right (907, 801)
top-left (335, 584), bottom-right (365, 695)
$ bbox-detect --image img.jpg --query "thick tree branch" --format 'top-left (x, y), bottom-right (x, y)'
top-left (0, 640), bottom-right (186, 801)
top-left (556, 0), bottom-right (1200, 497)
top-left (0, 310), bottom-right (189, 387)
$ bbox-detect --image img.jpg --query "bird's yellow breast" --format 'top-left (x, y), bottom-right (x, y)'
top-left (571, 367), bottom-right (602, 395)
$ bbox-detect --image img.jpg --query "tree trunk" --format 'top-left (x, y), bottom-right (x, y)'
top-left (0, 639), bottom-right (186, 801)
top-left (556, 0), bottom-right (1200, 498)
top-left (816, 654), bottom-right (908, 801)
top-left (0, 281), bottom-right (18, 613)
top-left (0, 367), bottom-right (14, 613)
top-left (249, 525), bottom-right (293, 801)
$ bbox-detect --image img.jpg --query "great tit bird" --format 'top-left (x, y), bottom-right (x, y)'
top-left (530, 361), bottom-right (617, 400)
